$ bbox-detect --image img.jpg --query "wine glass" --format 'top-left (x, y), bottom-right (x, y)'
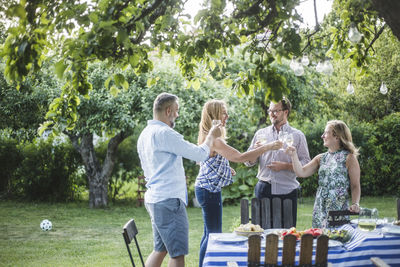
top-left (285, 133), bottom-right (294, 147)
top-left (278, 131), bottom-right (287, 150)
top-left (212, 119), bottom-right (221, 126)
top-left (257, 133), bottom-right (267, 145)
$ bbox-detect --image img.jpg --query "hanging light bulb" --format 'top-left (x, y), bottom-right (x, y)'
top-left (301, 55), bottom-right (310, 66)
top-left (294, 63), bottom-right (304, 76)
top-left (316, 61), bottom-right (324, 73)
top-left (322, 60), bottom-right (334, 75)
top-left (290, 58), bottom-right (297, 71)
top-left (380, 82), bottom-right (388, 95)
top-left (348, 24), bottom-right (362, 44)
top-left (346, 81), bottom-right (354, 94)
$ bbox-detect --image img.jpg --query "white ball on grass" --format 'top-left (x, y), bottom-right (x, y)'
top-left (40, 219), bottom-right (52, 231)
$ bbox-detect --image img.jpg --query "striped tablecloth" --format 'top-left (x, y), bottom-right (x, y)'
top-left (203, 224), bottom-right (400, 267)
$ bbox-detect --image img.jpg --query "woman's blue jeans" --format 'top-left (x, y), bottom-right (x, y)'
top-left (195, 186), bottom-right (222, 267)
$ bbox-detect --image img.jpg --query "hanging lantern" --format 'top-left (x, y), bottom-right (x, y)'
top-left (346, 81), bottom-right (354, 94)
top-left (301, 55), bottom-right (310, 66)
top-left (380, 82), bottom-right (388, 95)
top-left (348, 24), bottom-right (362, 44)
top-left (316, 61), bottom-right (324, 73)
top-left (322, 60), bottom-right (334, 75)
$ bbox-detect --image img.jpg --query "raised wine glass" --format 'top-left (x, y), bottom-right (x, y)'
top-left (285, 133), bottom-right (294, 147)
top-left (278, 131), bottom-right (287, 150)
top-left (212, 119), bottom-right (221, 126)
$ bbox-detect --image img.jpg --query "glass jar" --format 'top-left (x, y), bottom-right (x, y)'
top-left (358, 208), bottom-right (378, 231)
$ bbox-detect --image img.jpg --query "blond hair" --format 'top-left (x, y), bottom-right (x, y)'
top-left (327, 120), bottom-right (359, 156)
top-left (198, 99), bottom-right (227, 145)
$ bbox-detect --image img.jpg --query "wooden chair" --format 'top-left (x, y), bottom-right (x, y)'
top-left (327, 210), bottom-right (359, 227)
top-left (136, 175), bottom-right (146, 207)
top-left (122, 219), bottom-right (145, 267)
top-left (248, 233), bottom-right (331, 267)
top-left (241, 197), bottom-right (294, 229)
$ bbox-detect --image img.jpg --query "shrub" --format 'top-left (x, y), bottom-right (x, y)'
top-left (0, 135), bottom-right (23, 196)
top-left (12, 137), bottom-right (83, 201)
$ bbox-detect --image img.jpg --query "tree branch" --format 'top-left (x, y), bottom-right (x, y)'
top-left (363, 24), bottom-right (386, 60)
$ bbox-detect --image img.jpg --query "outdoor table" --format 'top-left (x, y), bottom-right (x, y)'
top-left (203, 224), bottom-right (400, 267)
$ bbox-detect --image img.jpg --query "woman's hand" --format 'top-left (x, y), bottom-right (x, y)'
top-left (349, 203), bottom-right (360, 213)
top-left (285, 145), bottom-right (296, 156)
top-left (265, 140), bottom-right (283, 150)
top-left (230, 167), bottom-right (236, 176)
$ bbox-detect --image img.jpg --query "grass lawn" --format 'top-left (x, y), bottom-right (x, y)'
top-left (0, 196), bottom-right (398, 267)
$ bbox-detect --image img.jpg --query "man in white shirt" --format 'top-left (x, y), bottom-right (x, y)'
top-left (137, 92), bottom-right (220, 267)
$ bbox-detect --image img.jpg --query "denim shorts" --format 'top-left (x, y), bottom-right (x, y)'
top-left (145, 198), bottom-right (189, 258)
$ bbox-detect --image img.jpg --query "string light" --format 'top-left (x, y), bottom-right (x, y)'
top-left (346, 81), bottom-right (355, 94)
top-left (379, 82), bottom-right (388, 95)
top-left (348, 24), bottom-right (362, 44)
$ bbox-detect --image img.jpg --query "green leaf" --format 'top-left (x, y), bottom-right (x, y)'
top-left (114, 73), bottom-right (125, 87)
top-left (104, 76), bottom-right (112, 89)
top-left (110, 85), bottom-right (119, 97)
top-left (209, 60), bottom-right (216, 71)
top-left (192, 78), bottom-right (201, 90)
top-left (89, 12), bottom-right (99, 24)
top-left (54, 60), bottom-right (67, 79)
top-left (18, 41), bottom-right (28, 56)
top-left (223, 78), bottom-right (233, 88)
top-left (129, 54), bottom-right (140, 68)
top-left (147, 77), bottom-right (157, 87)
top-left (117, 30), bottom-right (128, 44)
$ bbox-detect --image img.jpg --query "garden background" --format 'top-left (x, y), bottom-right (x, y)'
top-left (1, 0), bottom-right (400, 266)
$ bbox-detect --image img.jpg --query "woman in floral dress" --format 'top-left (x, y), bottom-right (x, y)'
top-left (286, 120), bottom-right (361, 228)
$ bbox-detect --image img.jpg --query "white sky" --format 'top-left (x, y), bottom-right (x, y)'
top-left (183, 0), bottom-right (333, 28)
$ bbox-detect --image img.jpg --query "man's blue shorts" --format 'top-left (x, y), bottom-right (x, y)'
top-left (145, 198), bottom-right (189, 258)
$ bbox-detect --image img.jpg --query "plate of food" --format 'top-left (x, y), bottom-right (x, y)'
top-left (324, 229), bottom-right (352, 243)
top-left (234, 223), bottom-right (264, 236)
top-left (273, 227), bottom-right (324, 240)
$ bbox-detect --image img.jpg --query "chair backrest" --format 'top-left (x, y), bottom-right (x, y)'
top-left (122, 219), bottom-right (145, 267)
top-left (241, 198), bottom-right (294, 229)
top-left (136, 176), bottom-right (146, 207)
top-left (327, 210), bottom-right (359, 227)
top-left (248, 233), bottom-right (330, 267)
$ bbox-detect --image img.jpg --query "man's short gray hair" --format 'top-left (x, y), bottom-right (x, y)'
top-left (153, 92), bottom-right (178, 116)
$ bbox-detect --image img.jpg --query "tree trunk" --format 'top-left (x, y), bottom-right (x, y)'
top-left (68, 131), bottom-right (127, 208)
top-left (371, 0), bottom-right (400, 41)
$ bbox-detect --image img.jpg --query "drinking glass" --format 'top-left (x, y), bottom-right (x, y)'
top-left (212, 119), bottom-right (221, 126)
top-left (278, 131), bottom-right (287, 150)
top-left (285, 133), bottom-right (294, 147)
top-left (358, 208), bottom-right (378, 231)
top-left (257, 133), bottom-right (267, 145)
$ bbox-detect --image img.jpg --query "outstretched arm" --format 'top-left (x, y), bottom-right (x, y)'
top-left (213, 138), bottom-right (283, 163)
top-left (285, 146), bottom-right (320, 177)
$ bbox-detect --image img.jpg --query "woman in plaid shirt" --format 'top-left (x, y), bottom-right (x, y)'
top-left (195, 99), bottom-right (282, 267)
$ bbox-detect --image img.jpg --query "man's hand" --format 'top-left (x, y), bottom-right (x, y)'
top-left (267, 161), bottom-right (286, 172)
